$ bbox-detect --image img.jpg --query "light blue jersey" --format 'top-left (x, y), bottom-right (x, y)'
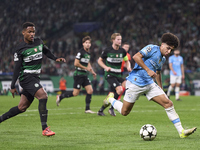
top-left (169, 55), bottom-right (183, 76)
top-left (126, 44), bottom-right (166, 86)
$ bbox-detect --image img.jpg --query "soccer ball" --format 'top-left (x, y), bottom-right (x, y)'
top-left (140, 124), bottom-right (157, 141)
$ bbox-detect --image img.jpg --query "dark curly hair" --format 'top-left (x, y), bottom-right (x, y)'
top-left (161, 33), bottom-right (180, 49)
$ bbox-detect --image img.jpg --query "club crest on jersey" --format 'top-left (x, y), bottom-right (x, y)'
top-left (34, 48), bottom-right (37, 52)
top-left (14, 53), bottom-right (19, 61)
top-left (113, 83), bottom-right (116, 87)
top-left (116, 54), bottom-right (118, 57)
top-left (146, 46), bottom-right (152, 52)
top-left (159, 58), bottom-right (161, 64)
top-left (34, 83), bottom-right (39, 87)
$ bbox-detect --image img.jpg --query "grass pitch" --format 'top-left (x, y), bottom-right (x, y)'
top-left (0, 95), bottom-right (199, 150)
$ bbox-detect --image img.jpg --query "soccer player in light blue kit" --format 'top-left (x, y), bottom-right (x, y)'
top-left (103, 33), bottom-right (196, 138)
top-left (167, 49), bottom-right (185, 101)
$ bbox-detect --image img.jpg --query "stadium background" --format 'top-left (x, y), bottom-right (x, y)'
top-left (0, 0), bottom-right (200, 95)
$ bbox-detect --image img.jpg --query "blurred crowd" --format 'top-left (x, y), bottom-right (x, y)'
top-left (0, 0), bottom-right (200, 76)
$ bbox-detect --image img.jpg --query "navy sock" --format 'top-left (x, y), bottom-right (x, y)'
top-left (0, 106), bottom-right (22, 123)
top-left (85, 94), bottom-right (92, 110)
top-left (60, 91), bottom-right (73, 101)
top-left (99, 105), bottom-right (106, 112)
top-left (38, 99), bottom-right (48, 130)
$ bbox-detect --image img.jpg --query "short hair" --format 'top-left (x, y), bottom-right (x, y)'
top-left (82, 36), bottom-right (91, 43)
top-left (122, 42), bottom-right (130, 47)
top-left (161, 33), bottom-right (180, 49)
top-left (22, 22), bottom-right (35, 30)
top-left (111, 33), bottom-right (121, 42)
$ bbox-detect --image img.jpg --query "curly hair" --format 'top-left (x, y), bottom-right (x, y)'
top-left (161, 33), bottom-right (180, 49)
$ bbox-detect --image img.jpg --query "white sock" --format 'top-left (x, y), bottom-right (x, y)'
top-left (175, 87), bottom-right (180, 99)
top-left (165, 106), bottom-right (183, 134)
top-left (167, 85), bottom-right (173, 96)
top-left (109, 98), bottom-right (122, 114)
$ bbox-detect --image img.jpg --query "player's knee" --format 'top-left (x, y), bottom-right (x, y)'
top-left (164, 100), bottom-right (173, 109)
top-left (121, 109), bottom-right (130, 116)
top-left (116, 86), bottom-right (123, 95)
top-left (121, 111), bottom-right (130, 116)
top-left (87, 89), bottom-right (93, 95)
top-left (73, 91), bottom-right (79, 96)
top-left (18, 105), bottom-right (28, 112)
top-left (41, 93), bottom-right (48, 99)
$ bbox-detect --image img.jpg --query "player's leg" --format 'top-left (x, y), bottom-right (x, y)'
top-left (167, 75), bottom-right (176, 97)
top-left (117, 80), bottom-right (126, 100)
top-left (175, 83), bottom-right (181, 101)
top-left (108, 77), bottom-right (125, 116)
top-left (98, 77), bottom-right (118, 116)
top-left (175, 76), bottom-right (182, 101)
top-left (35, 87), bottom-right (55, 136)
top-left (35, 88), bottom-right (48, 130)
top-left (56, 76), bottom-right (81, 106)
top-left (57, 90), bottom-right (74, 102)
top-left (109, 97), bottom-right (134, 116)
top-left (84, 85), bottom-right (95, 113)
top-left (149, 83), bottom-right (196, 138)
top-left (104, 80), bottom-right (138, 116)
top-left (108, 85), bottom-right (124, 116)
top-left (0, 94), bottom-right (31, 123)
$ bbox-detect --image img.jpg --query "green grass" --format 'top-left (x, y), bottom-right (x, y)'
top-left (0, 95), bottom-right (199, 150)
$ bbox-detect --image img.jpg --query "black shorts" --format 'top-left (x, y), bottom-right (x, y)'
top-left (19, 74), bottom-right (42, 103)
top-left (73, 75), bottom-right (91, 89)
top-left (106, 75), bottom-right (125, 92)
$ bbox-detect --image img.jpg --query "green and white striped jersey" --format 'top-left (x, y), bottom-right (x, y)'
top-left (74, 48), bottom-right (90, 76)
top-left (100, 46), bottom-right (127, 78)
top-left (12, 38), bottom-right (57, 85)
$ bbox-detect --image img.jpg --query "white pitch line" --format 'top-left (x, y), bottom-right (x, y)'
top-left (18, 108), bottom-right (199, 117)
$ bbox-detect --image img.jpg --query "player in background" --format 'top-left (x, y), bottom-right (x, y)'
top-left (104, 33), bottom-right (197, 138)
top-left (59, 76), bottom-right (67, 94)
top-left (118, 42), bottom-right (132, 100)
top-left (121, 42), bottom-right (131, 74)
top-left (167, 49), bottom-right (185, 101)
top-left (97, 33), bottom-right (131, 116)
top-left (0, 22), bottom-right (66, 136)
top-left (56, 36), bottom-right (96, 114)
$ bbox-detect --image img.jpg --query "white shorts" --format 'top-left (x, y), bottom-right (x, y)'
top-left (124, 80), bottom-right (166, 103)
top-left (170, 75), bottom-right (182, 84)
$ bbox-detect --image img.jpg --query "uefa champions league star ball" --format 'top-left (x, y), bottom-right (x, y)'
top-left (140, 124), bottom-right (157, 141)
